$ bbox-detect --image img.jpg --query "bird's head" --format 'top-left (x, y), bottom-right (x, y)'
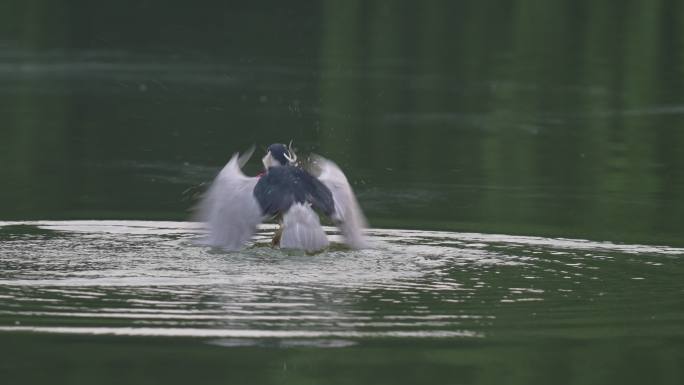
top-left (262, 142), bottom-right (297, 169)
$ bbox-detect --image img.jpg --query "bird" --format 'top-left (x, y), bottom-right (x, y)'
top-left (195, 142), bottom-right (367, 252)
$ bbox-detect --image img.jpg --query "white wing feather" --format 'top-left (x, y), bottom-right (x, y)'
top-left (195, 152), bottom-right (263, 250)
top-left (312, 155), bottom-right (368, 249)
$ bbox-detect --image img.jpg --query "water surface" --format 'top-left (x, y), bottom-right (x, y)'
top-left (1, 221), bottom-right (683, 384)
top-left (2, 1), bottom-right (684, 246)
top-left (2, 2), bottom-right (684, 384)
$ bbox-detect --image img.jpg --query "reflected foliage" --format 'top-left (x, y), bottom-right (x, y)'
top-left (1, 0), bottom-right (683, 248)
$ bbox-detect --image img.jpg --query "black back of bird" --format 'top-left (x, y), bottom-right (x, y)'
top-left (253, 166), bottom-right (335, 218)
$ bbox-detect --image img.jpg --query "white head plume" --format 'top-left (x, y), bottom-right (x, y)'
top-left (284, 140), bottom-right (298, 165)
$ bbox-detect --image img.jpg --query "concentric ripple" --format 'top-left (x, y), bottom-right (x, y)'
top-left (0, 220), bottom-right (683, 346)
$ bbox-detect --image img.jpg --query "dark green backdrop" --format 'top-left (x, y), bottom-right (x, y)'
top-left (1, 0), bottom-right (683, 245)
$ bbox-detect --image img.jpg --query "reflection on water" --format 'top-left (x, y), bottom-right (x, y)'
top-left (1, 2), bottom-right (684, 247)
top-left (1, 220), bottom-right (682, 345)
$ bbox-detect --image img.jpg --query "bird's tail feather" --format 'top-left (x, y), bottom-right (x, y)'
top-left (280, 203), bottom-right (329, 252)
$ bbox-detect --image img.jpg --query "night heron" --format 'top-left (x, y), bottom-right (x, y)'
top-left (196, 143), bottom-right (367, 252)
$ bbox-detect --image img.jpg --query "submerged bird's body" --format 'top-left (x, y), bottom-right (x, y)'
top-left (196, 143), bottom-right (367, 252)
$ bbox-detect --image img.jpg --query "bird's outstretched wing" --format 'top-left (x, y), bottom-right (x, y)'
top-left (310, 155), bottom-right (368, 249)
top-left (195, 151), bottom-right (263, 250)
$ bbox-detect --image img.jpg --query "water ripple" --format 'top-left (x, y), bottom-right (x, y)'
top-left (1, 220), bottom-right (683, 343)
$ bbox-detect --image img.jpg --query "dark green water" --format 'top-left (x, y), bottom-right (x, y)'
top-left (1, 2), bottom-right (684, 384)
top-left (1, 221), bottom-right (683, 385)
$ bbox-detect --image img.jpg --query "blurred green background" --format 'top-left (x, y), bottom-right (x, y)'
top-left (1, 0), bottom-right (683, 245)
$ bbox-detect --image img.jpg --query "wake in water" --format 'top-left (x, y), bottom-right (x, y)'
top-left (0, 220), bottom-right (682, 343)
